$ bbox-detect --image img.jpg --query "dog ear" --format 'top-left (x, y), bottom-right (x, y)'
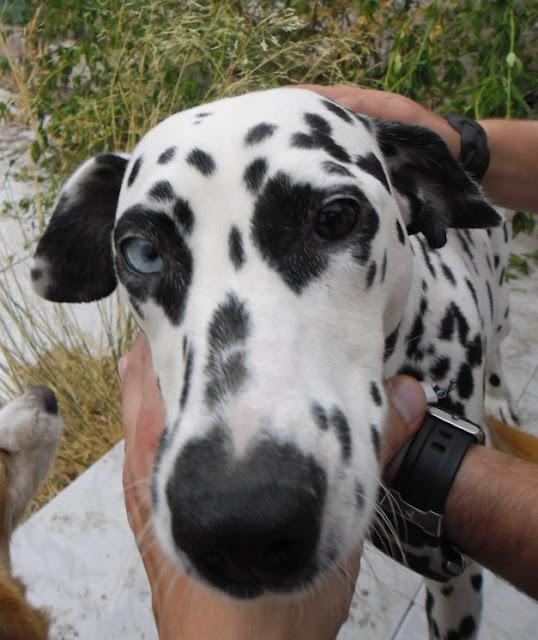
top-left (376, 121), bottom-right (501, 248)
top-left (32, 153), bottom-right (129, 302)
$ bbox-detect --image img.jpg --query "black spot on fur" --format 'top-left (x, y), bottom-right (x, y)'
top-left (494, 254), bottom-right (500, 268)
top-left (291, 113), bottom-right (351, 163)
top-left (356, 152), bottom-right (390, 192)
top-left (438, 395), bottom-right (465, 417)
top-left (312, 403), bottom-right (329, 431)
top-left (127, 156), bottom-right (142, 187)
top-left (486, 281), bottom-right (494, 321)
top-left (398, 363), bottom-right (424, 381)
top-left (114, 205), bottom-right (192, 325)
top-left (370, 381), bottom-right (382, 406)
top-left (350, 110), bottom-right (372, 131)
top-left (205, 293), bottom-right (251, 409)
top-left (180, 345), bottom-right (194, 410)
top-left (186, 148), bottom-right (216, 176)
top-left (471, 573), bottom-right (483, 592)
top-left (194, 111), bottom-right (212, 120)
top-left (158, 146), bottom-right (176, 164)
top-left (149, 179), bottom-right (175, 202)
top-left (245, 122), bottom-right (277, 145)
top-left (322, 161), bottom-right (353, 177)
top-left (251, 173), bottom-right (328, 293)
top-left (466, 334), bottom-right (483, 368)
top-left (244, 157), bottom-right (267, 194)
top-left (439, 303), bottom-right (470, 345)
top-left (380, 251), bottom-right (388, 283)
top-left (441, 584), bottom-right (454, 596)
top-left (405, 297), bottom-right (428, 360)
top-left (430, 356), bottom-right (450, 381)
top-left (370, 425), bottom-right (380, 461)
top-left (354, 481), bottom-right (365, 510)
top-left (396, 219), bottom-right (406, 244)
top-left (173, 197), bottom-right (195, 234)
top-left (417, 235), bottom-right (436, 278)
top-left (465, 278), bottom-right (480, 315)
top-left (441, 262), bottom-right (456, 285)
top-left (456, 362), bottom-right (474, 399)
top-left (351, 205), bottom-right (380, 265)
top-left (489, 373), bottom-right (501, 387)
top-left (30, 267), bottom-right (42, 281)
top-left (366, 261), bottom-right (377, 289)
top-left (291, 132), bottom-right (316, 149)
top-left (229, 226), bottom-right (245, 270)
top-left (322, 99), bottom-right (353, 123)
top-left (425, 589), bottom-right (434, 617)
top-left (252, 174), bottom-right (374, 293)
top-left (457, 230), bottom-right (479, 274)
top-left (499, 267), bottom-right (505, 286)
top-left (384, 325), bottom-right (400, 362)
top-left (503, 221), bottom-right (509, 243)
top-left (305, 113), bottom-right (332, 135)
top-left (331, 408), bottom-right (352, 463)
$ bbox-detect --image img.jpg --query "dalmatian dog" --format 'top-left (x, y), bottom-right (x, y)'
top-left (31, 88), bottom-right (514, 639)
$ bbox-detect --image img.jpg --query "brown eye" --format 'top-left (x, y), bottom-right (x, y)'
top-left (313, 198), bottom-right (359, 240)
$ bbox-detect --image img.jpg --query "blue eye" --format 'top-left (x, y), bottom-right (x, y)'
top-left (121, 237), bottom-right (163, 274)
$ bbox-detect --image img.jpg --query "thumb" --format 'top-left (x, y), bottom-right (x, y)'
top-left (382, 376), bottom-right (427, 470)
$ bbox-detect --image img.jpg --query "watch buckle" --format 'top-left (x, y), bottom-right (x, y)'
top-left (380, 489), bottom-right (443, 538)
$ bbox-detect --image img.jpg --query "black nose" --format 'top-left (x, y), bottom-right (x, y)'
top-left (166, 430), bottom-right (327, 598)
top-left (31, 385), bottom-right (58, 414)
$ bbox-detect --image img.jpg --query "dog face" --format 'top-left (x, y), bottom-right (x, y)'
top-left (0, 386), bottom-right (62, 555)
top-left (31, 89), bottom-right (499, 597)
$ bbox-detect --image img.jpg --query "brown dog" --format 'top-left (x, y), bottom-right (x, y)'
top-left (0, 386), bottom-right (62, 640)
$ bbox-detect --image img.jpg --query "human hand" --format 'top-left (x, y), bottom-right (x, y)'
top-left (120, 334), bottom-right (426, 639)
top-left (297, 84), bottom-right (461, 159)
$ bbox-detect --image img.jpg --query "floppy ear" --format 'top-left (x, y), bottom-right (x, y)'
top-left (376, 121), bottom-right (501, 248)
top-left (31, 152), bottom-right (129, 302)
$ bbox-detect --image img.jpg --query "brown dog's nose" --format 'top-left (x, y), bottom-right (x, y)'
top-left (31, 385), bottom-right (58, 414)
top-left (166, 430), bottom-right (327, 598)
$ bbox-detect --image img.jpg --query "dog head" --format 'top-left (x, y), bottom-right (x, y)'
top-left (31, 89), bottom-right (499, 597)
top-left (0, 386), bottom-right (62, 567)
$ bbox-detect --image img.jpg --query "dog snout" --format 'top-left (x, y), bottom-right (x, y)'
top-left (30, 385), bottom-right (58, 414)
top-left (166, 430), bottom-right (327, 597)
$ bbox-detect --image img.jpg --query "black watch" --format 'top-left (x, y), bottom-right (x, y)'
top-left (445, 113), bottom-right (490, 181)
top-left (370, 406), bottom-right (485, 582)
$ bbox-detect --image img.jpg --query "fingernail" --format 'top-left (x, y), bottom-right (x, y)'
top-left (388, 376), bottom-right (427, 427)
top-left (118, 356), bottom-right (128, 380)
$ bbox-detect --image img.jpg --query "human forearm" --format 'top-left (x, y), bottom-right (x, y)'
top-left (478, 119), bottom-right (538, 213)
top-left (445, 444), bottom-right (538, 599)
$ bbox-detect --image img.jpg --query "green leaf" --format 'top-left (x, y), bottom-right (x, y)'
top-left (512, 211), bottom-right (535, 237)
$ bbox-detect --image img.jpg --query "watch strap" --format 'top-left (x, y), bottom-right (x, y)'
top-left (445, 113), bottom-right (490, 181)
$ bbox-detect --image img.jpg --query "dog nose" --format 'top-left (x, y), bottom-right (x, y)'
top-left (31, 385), bottom-right (58, 414)
top-left (166, 431), bottom-right (327, 597)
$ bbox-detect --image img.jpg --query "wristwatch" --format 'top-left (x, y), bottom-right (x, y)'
top-left (370, 406), bottom-right (485, 582)
top-left (445, 114), bottom-right (490, 181)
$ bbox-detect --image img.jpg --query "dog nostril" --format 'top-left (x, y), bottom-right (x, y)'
top-left (30, 267), bottom-right (43, 281)
top-left (31, 385), bottom-right (58, 414)
top-left (262, 538), bottom-right (300, 570)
